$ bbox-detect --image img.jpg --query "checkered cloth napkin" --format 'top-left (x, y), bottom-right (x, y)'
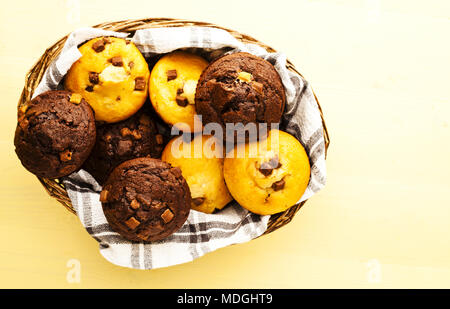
top-left (33, 27), bottom-right (327, 269)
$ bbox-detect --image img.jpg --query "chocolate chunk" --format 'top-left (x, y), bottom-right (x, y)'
top-left (177, 88), bottom-right (184, 95)
top-left (130, 199), bottom-right (140, 210)
top-left (85, 85), bottom-right (94, 92)
top-left (110, 56), bottom-right (123, 67)
top-left (259, 156), bottom-right (282, 176)
top-left (137, 231), bottom-right (150, 241)
top-left (271, 179), bottom-right (285, 191)
top-left (192, 197), bottom-right (205, 206)
top-left (117, 140), bottom-right (133, 156)
top-left (176, 95), bottom-right (188, 107)
top-left (116, 96), bottom-right (121, 101)
top-left (131, 130), bottom-right (142, 140)
top-left (259, 164), bottom-right (273, 176)
top-left (134, 77), bottom-right (146, 91)
top-left (100, 190), bottom-right (109, 202)
top-left (92, 40), bottom-right (105, 52)
top-left (59, 149), bottom-right (72, 162)
top-left (252, 81), bottom-right (264, 94)
top-left (161, 208), bottom-right (174, 223)
top-left (125, 217), bottom-right (140, 230)
top-left (120, 127), bottom-right (132, 137)
top-left (89, 72), bottom-right (99, 84)
top-left (166, 69), bottom-right (177, 81)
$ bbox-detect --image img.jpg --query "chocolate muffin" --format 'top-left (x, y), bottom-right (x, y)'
top-left (195, 52), bottom-right (286, 138)
top-left (82, 107), bottom-right (164, 184)
top-left (100, 158), bottom-right (191, 242)
top-left (14, 90), bottom-right (96, 179)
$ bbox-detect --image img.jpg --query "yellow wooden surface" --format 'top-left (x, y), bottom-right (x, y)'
top-left (1, 0), bottom-right (449, 288)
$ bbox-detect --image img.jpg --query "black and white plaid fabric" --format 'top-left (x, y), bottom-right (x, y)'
top-left (33, 27), bottom-right (326, 269)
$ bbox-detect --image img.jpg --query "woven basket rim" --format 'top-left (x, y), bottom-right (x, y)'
top-left (18, 17), bottom-right (330, 236)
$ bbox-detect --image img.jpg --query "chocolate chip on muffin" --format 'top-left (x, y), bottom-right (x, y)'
top-left (176, 95), bottom-right (189, 107)
top-left (192, 197), bottom-right (206, 206)
top-left (161, 208), bottom-right (175, 223)
top-left (110, 56), bottom-right (123, 67)
top-left (134, 77), bottom-right (146, 91)
top-left (252, 81), bottom-right (264, 94)
top-left (100, 158), bottom-right (191, 242)
top-left (166, 69), bottom-right (177, 81)
top-left (89, 72), bottom-right (99, 84)
top-left (14, 90), bottom-right (96, 179)
top-left (92, 39), bottom-right (106, 52)
top-left (59, 149), bottom-right (73, 162)
top-left (195, 52), bottom-right (286, 139)
top-left (271, 179), bottom-right (285, 191)
top-left (258, 155), bottom-right (282, 176)
top-left (82, 107), bottom-right (164, 185)
top-left (130, 199), bottom-right (140, 209)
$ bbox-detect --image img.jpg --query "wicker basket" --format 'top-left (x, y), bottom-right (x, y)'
top-left (18, 18), bottom-right (330, 235)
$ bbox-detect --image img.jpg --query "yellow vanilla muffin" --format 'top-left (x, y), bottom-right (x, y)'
top-left (223, 129), bottom-right (310, 215)
top-left (65, 37), bottom-right (149, 123)
top-left (161, 134), bottom-right (232, 214)
top-left (149, 51), bottom-right (208, 132)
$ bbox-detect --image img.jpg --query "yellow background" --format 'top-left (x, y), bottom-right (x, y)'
top-left (1, 0), bottom-right (449, 288)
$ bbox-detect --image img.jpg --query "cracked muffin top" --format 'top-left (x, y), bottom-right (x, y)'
top-left (195, 52), bottom-right (286, 138)
top-left (64, 37), bottom-right (149, 123)
top-left (100, 157), bottom-right (191, 242)
top-left (14, 90), bottom-right (96, 179)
